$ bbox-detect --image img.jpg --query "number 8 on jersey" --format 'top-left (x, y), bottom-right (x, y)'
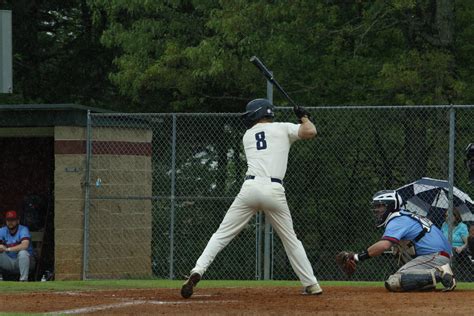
top-left (255, 131), bottom-right (267, 150)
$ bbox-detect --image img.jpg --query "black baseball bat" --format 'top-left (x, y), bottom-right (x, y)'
top-left (249, 56), bottom-right (300, 109)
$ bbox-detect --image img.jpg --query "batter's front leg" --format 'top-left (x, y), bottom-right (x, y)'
top-left (192, 196), bottom-right (255, 276)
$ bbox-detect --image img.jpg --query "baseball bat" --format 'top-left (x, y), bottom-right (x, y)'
top-left (249, 56), bottom-right (300, 109)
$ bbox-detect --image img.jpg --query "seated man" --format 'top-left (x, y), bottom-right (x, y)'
top-left (338, 190), bottom-right (455, 292)
top-left (0, 210), bottom-right (35, 281)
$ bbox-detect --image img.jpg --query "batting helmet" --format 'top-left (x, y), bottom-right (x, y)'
top-left (242, 98), bottom-right (275, 128)
top-left (371, 190), bottom-right (403, 227)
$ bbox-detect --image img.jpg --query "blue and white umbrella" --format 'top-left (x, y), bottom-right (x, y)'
top-left (396, 177), bottom-right (474, 225)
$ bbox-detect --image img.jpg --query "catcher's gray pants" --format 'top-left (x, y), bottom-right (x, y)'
top-left (0, 250), bottom-right (35, 281)
top-left (191, 178), bottom-right (319, 287)
top-left (385, 253), bottom-right (450, 291)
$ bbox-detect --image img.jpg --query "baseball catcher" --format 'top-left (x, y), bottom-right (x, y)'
top-left (336, 190), bottom-right (456, 292)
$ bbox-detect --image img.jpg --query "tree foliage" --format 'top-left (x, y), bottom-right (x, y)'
top-left (1, 0), bottom-right (474, 110)
top-left (0, 0), bottom-right (119, 108)
top-left (87, 0), bottom-right (474, 112)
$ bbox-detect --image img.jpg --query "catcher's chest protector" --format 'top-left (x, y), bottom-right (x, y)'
top-left (388, 211), bottom-right (433, 242)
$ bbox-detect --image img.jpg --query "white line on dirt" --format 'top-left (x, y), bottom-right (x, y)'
top-left (49, 301), bottom-right (146, 315)
top-left (147, 300), bottom-right (237, 305)
top-left (54, 291), bottom-right (93, 296)
top-left (49, 299), bottom-right (238, 314)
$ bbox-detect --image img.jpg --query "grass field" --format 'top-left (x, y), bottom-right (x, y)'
top-left (1, 279), bottom-right (473, 293)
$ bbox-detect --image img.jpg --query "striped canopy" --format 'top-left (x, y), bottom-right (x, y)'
top-left (396, 177), bottom-right (474, 225)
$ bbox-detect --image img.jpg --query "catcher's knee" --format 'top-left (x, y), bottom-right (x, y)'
top-left (384, 274), bottom-right (402, 292)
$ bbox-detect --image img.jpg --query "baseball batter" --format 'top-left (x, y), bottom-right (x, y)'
top-left (336, 190), bottom-right (456, 292)
top-left (181, 98), bottom-right (322, 298)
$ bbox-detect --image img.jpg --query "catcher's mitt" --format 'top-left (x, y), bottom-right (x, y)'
top-left (335, 251), bottom-right (357, 276)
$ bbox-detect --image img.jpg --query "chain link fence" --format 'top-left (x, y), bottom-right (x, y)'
top-left (85, 106), bottom-right (474, 282)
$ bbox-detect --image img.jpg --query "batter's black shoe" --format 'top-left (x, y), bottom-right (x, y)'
top-left (181, 273), bottom-right (201, 299)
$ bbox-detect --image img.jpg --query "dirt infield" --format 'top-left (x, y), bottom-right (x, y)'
top-left (0, 286), bottom-right (472, 315)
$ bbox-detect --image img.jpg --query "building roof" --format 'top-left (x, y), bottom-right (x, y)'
top-left (0, 103), bottom-right (110, 112)
top-left (0, 103), bottom-right (112, 127)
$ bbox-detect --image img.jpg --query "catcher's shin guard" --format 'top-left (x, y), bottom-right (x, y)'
top-left (435, 263), bottom-right (456, 291)
top-left (385, 274), bottom-right (402, 292)
top-left (385, 272), bottom-right (436, 292)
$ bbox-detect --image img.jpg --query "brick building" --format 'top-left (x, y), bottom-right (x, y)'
top-left (0, 104), bottom-right (153, 280)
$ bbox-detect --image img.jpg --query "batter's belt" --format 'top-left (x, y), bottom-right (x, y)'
top-left (245, 175), bottom-right (283, 184)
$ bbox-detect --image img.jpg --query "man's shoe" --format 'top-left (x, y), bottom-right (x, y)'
top-left (437, 263), bottom-right (456, 292)
top-left (181, 273), bottom-right (201, 299)
top-left (303, 283), bottom-right (323, 295)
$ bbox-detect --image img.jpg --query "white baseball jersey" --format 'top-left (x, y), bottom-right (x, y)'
top-left (243, 122), bottom-right (300, 180)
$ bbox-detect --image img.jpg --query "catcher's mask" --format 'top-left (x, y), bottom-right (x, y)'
top-left (242, 98), bottom-right (274, 128)
top-left (465, 143), bottom-right (474, 183)
top-left (372, 190), bottom-right (403, 228)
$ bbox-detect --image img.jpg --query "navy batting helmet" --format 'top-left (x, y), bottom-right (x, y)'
top-left (242, 98), bottom-right (275, 128)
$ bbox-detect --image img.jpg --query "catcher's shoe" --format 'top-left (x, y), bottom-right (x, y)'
top-left (437, 263), bottom-right (456, 292)
top-left (180, 273), bottom-right (201, 299)
top-left (303, 283), bottom-right (323, 295)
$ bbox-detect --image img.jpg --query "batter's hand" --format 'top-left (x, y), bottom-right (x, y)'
top-left (293, 106), bottom-right (311, 123)
top-left (0, 245), bottom-right (6, 253)
top-left (335, 251), bottom-right (357, 276)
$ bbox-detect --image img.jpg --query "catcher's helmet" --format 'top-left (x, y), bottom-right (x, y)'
top-left (242, 98), bottom-right (274, 128)
top-left (372, 190), bottom-right (403, 227)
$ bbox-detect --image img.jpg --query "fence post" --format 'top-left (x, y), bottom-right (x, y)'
top-left (82, 110), bottom-right (92, 280)
top-left (447, 106), bottom-right (455, 244)
top-left (169, 114), bottom-right (177, 279)
top-left (263, 72), bottom-right (274, 280)
top-left (255, 214), bottom-right (262, 280)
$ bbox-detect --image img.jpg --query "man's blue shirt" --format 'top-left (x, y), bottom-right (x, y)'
top-left (0, 225), bottom-right (33, 259)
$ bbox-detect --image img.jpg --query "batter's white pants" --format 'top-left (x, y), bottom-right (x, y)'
top-left (191, 176), bottom-right (318, 286)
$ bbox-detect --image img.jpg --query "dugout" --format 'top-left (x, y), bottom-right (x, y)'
top-left (0, 104), bottom-right (154, 280)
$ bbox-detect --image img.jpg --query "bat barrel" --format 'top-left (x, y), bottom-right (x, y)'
top-left (250, 56), bottom-right (299, 109)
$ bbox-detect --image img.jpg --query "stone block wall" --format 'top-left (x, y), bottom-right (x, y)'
top-left (54, 126), bottom-right (153, 280)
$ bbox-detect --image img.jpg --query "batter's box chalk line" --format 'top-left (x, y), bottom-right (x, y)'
top-left (48, 299), bottom-right (238, 314)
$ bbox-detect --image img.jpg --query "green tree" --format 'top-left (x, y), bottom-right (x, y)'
top-left (0, 0), bottom-right (118, 107)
